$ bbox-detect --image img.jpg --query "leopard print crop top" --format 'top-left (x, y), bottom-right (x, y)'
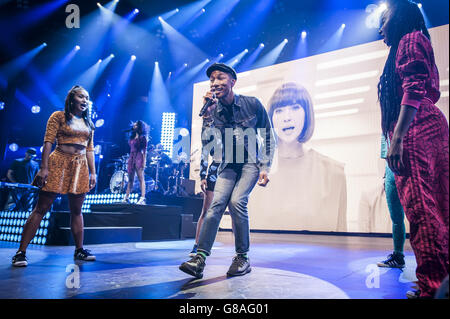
top-left (43, 111), bottom-right (94, 151)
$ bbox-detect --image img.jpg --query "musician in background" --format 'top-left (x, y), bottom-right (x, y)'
top-left (6, 148), bottom-right (39, 184)
top-left (122, 120), bottom-right (149, 205)
top-left (3, 148), bottom-right (39, 210)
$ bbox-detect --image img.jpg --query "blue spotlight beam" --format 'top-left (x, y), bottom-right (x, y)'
top-left (99, 56), bottom-right (136, 112)
top-left (74, 4), bottom-right (120, 65)
top-left (223, 0), bottom-right (276, 44)
top-left (118, 58), bottom-right (135, 88)
top-left (0, 43), bottom-right (47, 79)
top-left (46, 46), bottom-right (80, 83)
top-left (238, 45), bottom-right (265, 71)
top-left (112, 8), bottom-right (140, 37)
top-left (104, 0), bottom-right (119, 12)
top-left (179, 8), bottom-right (206, 31)
top-left (225, 49), bottom-right (249, 68)
top-left (169, 0), bottom-right (211, 30)
top-left (211, 53), bottom-right (224, 64)
top-left (138, 7), bottom-right (180, 33)
top-left (318, 23), bottom-right (346, 54)
top-left (159, 18), bottom-right (208, 66)
top-left (111, 17), bottom-right (162, 62)
top-left (0, 0), bottom-right (69, 38)
top-left (14, 89), bottom-right (35, 109)
top-left (149, 62), bottom-right (173, 121)
top-left (161, 8), bottom-right (180, 20)
top-left (75, 61), bottom-right (100, 92)
top-left (194, 0), bottom-right (240, 38)
top-left (171, 63), bottom-right (188, 80)
top-left (73, 54), bottom-right (113, 92)
top-left (293, 31), bottom-right (308, 60)
top-left (173, 59), bottom-right (210, 90)
top-left (253, 39), bottom-right (288, 69)
top-left (25, 65), bottom-right (63, 107)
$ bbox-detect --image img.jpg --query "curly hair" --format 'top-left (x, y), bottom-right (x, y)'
top-left (130, 120), bottom-right (149, 140)
top-left (377, 0), bottom-right (430, 138)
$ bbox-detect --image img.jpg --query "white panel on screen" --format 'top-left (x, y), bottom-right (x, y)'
top-left (191, 25), bottom-right (449, 233)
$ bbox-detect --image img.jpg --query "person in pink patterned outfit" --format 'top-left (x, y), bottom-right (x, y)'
top-left (122, 120), bottom-right (149, 205)
top-left (378, 0), bottom-right (449, 299)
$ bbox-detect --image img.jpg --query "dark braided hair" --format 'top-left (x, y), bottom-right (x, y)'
top-left (377, 0), bottom-right (430, 138)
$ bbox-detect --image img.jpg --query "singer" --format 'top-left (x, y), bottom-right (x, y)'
top-left (179, 63), bottom-right (275, 278)
top-left (122, 120), bottom-right (149, 205)
top-left (12, 85), bottom-right (97, 267)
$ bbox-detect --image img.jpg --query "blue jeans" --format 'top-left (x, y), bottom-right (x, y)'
top-left (384, 163), bottom-right (406, 254)
top-left (197, 163), bottom-right (260, 256)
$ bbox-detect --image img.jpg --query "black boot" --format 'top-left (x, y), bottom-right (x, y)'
top-left (227, 255), bottom-right (251, 277)
top-left (377, 252), bottom-right (405, 268)
top-left (179, 255), bottom-right (205, 279)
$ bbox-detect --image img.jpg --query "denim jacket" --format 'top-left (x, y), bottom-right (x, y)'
top-left (200, 93), bottom-right (276, 177)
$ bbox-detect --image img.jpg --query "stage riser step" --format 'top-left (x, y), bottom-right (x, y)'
top-left (180, 215), bottom-right (196, 239)
top-left (51, 212), bottom-right (139, 228)
top-left (48, 227), bottom-right (142, 245)
top-left (90, 204), bottom-right (183, 214)
top-left (90, 199), bottom-right (202, 222)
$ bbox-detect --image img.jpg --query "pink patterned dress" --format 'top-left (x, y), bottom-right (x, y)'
top-left (127, 136), bottom-right (147, 174)
top-left (392, 31), bottom-right (449, 298)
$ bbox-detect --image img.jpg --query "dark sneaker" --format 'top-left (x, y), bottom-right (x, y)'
top-left (74, 248), bottom-right (96, 261)
top-left (12, 251), bottom-right (28, 267)
top-left (406, 289), bottom-right (421, 299)
top-left (377, 252), bottom-right (405, 268)
top-left (179, 255), bottom-right (205, 279)
top-left (227, 255), bottom-right (251, 277)
top-left (189, 244), bottom-right (198, 257)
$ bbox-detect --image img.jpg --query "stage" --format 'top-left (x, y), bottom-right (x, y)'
top-left (0, 232), bottom-right (417, 299)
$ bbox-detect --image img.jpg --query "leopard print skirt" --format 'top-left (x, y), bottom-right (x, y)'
top-left (40, 148), bottom-right (90, 194)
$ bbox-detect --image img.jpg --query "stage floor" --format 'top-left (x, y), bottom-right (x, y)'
top-left (0, 232), bottom-right (417, 299)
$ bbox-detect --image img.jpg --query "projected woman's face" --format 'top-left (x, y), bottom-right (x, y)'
top-left (272, 104), bottom-right (305, 144)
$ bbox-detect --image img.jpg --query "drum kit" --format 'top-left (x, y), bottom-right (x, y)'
top-left (109, 145), bottom-right (193, 196)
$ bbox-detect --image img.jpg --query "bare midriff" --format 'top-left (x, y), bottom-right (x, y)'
top-left (57, 143), bottom-right (87, 155)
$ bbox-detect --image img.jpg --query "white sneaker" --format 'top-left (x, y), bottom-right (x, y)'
top-left (136, 197), bottom-right (146, 205)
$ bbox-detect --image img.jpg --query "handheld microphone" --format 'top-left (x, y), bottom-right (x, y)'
top-left (199, 92), bottom-right (217, 117)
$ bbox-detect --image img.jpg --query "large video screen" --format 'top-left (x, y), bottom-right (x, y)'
top-left (190, 25), bottom-right (449, 233)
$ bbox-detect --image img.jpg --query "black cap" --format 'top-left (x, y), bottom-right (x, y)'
top-left (26, 148), bottom-right (37, 156)
top-left (206, 63), bottom-right (237, 80)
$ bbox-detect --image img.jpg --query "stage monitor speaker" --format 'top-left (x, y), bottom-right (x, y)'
top-left (180, 179), bottom-right (195, 196)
